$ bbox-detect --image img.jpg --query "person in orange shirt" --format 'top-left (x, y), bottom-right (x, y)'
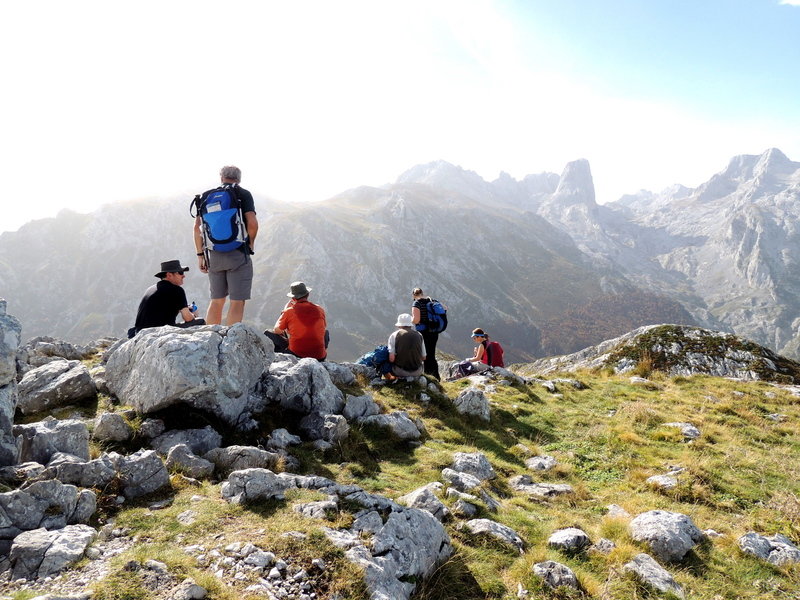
top-left (270, 281), bottom-right (327, 360)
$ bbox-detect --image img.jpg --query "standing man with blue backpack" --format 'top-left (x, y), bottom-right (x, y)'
top-left (411, 287), bottom-right (447, 381)
top-left (193, 165), bottom-right (259, 325)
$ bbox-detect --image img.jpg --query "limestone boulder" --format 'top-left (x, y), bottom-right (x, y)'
top-left (260, 358), bottom-right (344, 416)
top-left (43, 453), bottom-right (116, 489)
top-left (738, 532), bottom-right (800, 565)
top-left (451, 452), bottom-right (496, 481)
top-left (342, 393), bottom-right (381, 422)
top-left (463, 518), bottom-right (525, 553)
top-left (0, 383), bottom-right (17, 466)
top-left (359, 411), bottom-right (421, 440)
top-left (532, 560), bottom-right (581, 590)
top-left (452, 386), bottom-right (490, 421)
top-left (93, 412), bottom-right (134, 443)
top-left (204, 445), bottom-right (282, 478)
top-left (623, 553), bottom-right (685, 599)
top-left (17, 359), bottom-right (96, 415)
top-left (221, 468), bottom-right (289, 504)
top-left (151, 426), bottom-right (222, 456)
top-left (108, 449), bottom-right (170, 499)
top-left (0, 299), bottom-right (22, 385)
top-left (629, 510), bottom-right (704, 562)
top-left (9, 524), bottom-right (97, 580)
top-left (14, 417), bottom-right (90, 465)
top-left (105, 324), bottom-right (271, 426)
top-left (397, 483), bottom-right (449, 522)
top-left (166, 444), bottom-right (215, 479)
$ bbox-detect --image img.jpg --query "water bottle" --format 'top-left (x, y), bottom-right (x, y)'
top-left (190, 301), bottom-right (198, 313)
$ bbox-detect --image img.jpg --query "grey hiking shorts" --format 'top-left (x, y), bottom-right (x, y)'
top-left (207, 249), bottom-right (253, 301)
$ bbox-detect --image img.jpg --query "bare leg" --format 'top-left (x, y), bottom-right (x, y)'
top-left (225, 299), bottom-right (246, 325)
top-left (206, 298), bottom-right (226, 325)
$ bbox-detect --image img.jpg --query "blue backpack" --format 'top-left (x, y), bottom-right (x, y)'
top-left (357, 344), bottom-right (392, 374)
top-left (192, 185), bottom-right (247, 252)
top-left (416, 299), bottom-right (448, 333)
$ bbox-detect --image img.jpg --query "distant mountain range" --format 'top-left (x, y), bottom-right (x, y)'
top-left (1, 148), bottom-right (797, 362)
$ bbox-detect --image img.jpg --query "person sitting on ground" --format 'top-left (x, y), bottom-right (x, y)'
top-left (450, 328), bottom-right (503, 378)
top-left (267, 281), bottom-right (327, 360)
top-left (130, 259), bottom-right (205, 337)
top-left (387, 313), bottom-right (426, 379)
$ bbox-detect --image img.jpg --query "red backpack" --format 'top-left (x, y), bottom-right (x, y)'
top-left (485, 341), bottom-right (505, 367)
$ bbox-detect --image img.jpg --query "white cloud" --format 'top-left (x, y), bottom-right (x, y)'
top-left (779, 0), bottom-right (800, 5)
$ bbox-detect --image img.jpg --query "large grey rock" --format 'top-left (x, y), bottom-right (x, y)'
top-left (623, 553), bottom-right (685, 599)
top-left (463, 518), bottom-right (525, 553)
top-left (452, 386), bottom-right (490, 421)
top-left (105, 324), bottom-right (271, 426)
top-left (343, 506), bottom-right (452, 600)
top-left (166, 444), bottom-right (215, 479)
top-left (0, 489), bottom-right (49, 539)
top-left (293, 499), bottom-right (338, 519)
top-left (18, 336), bottom-right (96, 363)
top-left (299, 412), bottom-right (350, 443)
top-left (261, 358), bottom-right (344, 415)
top-left (17, 360), bottom-right (96, 415)
top-left (14, 418), bottom-right (90, 464)
top-left (629, 510), bottom-right (704, 562)
top-left (43, 453), bottom-right (116, 488)
top-left (93, 412), bottom-right (134, 443)
top-left (0, 480), bottom-right (95, 539)
top-left (0, 300), bottom-right (21, 467)
top-left (451, 452), bottom-right (496, 481)
top-left (322, 362), bottom-right (357, 387)
top-left (0, 383), bottom-right (17, 466)
top-left (359, 411), bottom-right (421, 440)
top-left (221, 468), bottom-right (289, 504)
top-left (265, 428), bottom-right (301, 450)
top-left (108, 449), bottom-right (170, 499)
top-left (204, 445), bottom-right (282, 477)
top-left (372, 508), bottom-right (452, 580)
top-left (547, 527), bottom-right (591, 553)
top-left (342, 393), bottom-right (381, 421)
top-left (0, 299), bottom-right (22, 384)
top-left (22, 479), bottom-right (96, 528)
top-left (738, 532), bottom-right (800, 565)
top-left (441, 468), bottom-right (482, 492)
top-left (397, 483), bottom-right (449, 522)
top-left (532, 560), bottom-right (581, 590)
top-left (151, 426), bottom-right (222, 456)
top-left (9, 524), bottom-right (97, 580)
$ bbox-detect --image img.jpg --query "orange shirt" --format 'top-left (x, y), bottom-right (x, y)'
top-left (277, 299), bottom-right (327, 360)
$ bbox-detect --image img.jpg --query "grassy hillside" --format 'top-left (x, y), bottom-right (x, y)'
top-left (9, 367), bottom-right (800, 599)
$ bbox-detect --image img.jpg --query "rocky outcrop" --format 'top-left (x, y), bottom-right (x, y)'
top-left (0, 300), bottom-right (21, 466)
top-left (520, 324), bottom-right (800, 383)
top-left (105, 324), bottom-right (272, 427)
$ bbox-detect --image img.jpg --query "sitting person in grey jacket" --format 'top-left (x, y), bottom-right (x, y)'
top-left (387, 313), bottom-right (426, 379)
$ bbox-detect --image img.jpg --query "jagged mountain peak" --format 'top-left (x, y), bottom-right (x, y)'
top-left (552, 159), bottom-right (596, 207)
top-left (397, 160), bottom-right (484, 187)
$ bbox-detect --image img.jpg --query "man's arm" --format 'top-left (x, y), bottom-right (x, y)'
top-left (245, 212), bottom-right (258, 252)
top-left (179, 307), bottom-right (195, 322)
top-left (194, 216), bottom-right (207, 273)
top-left (274, 309), bottom-right (289, 335)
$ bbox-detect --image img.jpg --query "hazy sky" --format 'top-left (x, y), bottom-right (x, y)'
top-left (3, 0), bottom-right (799, 234)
